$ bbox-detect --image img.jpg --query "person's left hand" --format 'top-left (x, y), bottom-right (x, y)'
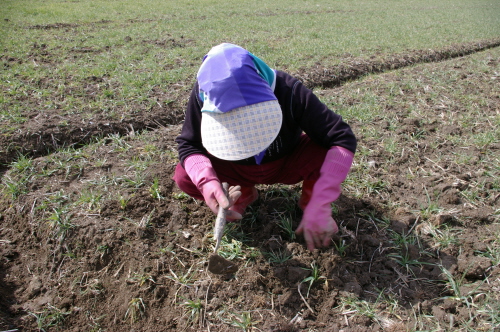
top-left (296, 202), bottom-right (338, 251)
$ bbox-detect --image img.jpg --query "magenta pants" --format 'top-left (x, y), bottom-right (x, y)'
top-left (173, 134), bottom-right (328, 200)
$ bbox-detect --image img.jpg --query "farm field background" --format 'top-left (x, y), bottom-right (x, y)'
top-left (1, 0), bottom-right (499, 331)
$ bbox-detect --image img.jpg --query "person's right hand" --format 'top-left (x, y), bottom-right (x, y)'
top-left (199, 180), bottom-right (243, 220)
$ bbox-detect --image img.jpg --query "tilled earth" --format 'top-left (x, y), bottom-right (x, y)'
top-left (1, 43), bottom-right (499, 331)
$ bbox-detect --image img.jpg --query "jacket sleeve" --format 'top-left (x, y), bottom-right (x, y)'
top-left (290, 79), bottom-right (357, 154)
top-left (176, 83), bottom-right (208, 166)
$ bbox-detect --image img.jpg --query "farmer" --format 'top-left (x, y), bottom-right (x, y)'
top-left (173, 43), bottom-right (357, 251)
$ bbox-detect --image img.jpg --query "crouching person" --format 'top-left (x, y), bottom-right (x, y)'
top-left (173, 43), bottom-right (357, 251)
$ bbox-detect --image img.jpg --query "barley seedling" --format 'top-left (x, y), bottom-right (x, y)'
top-left (179, 297), bottom-right (203, 327)
top-left (109, 133), bottom-right (131, 152)
top-left (62, 250), bottom-right (77, 259)
top-left (167, 265), bottom-right (196, 288)
top-left (283, 197), bottom-right (299, 215)
top-left (130, 273), bottom-right (155, 287)
top-left (137, 209), bottom-right (155, 229)
top-left (172, 192), bottom-right (190, 200)
top-left (276, 215), bottom-right (296, 240)
top-left (212, 232), bottom-right (259, 264)
top-left (126, 155), bottom-right (152, 172)
top-left (439, 265), bottom-right (487, 308)
top-left (478, 301), bottom-right (500, 330)
top-left (86, 174), bottom-right (116, 187)
top-left (344, 173), bottom-right (387, 198)
top-left (86, 312), bottom-right (106, 332)
top-left (141, 143), bottom-right (160, 155)
top-left (244, 247), bottom-right (261, 263)
top-left (266, 248), bottom-right (292, 264)
top-left (336, 295), bottom-right (390, 327)
top-left (473, 130), bottom-right (497, 149)
top-left (333, 239), bottom-right (349, 257)
top-left (387, 252), bottom-right (430, 272)
top-left (96, 245), bottom-right (109, 257)
top-left (122, 171), bottom-right (146, 189)
top-left (12, 153), bottom-right (34, 173)
top-left (77, 189), bottom-right (103, 211)
top-left (224, 222), bottom-right (252, 244)
top-left (419, 187), bottom-right (443, 220)
top-left (358, 211), bottom-right (391, 230)
top-left (227, 311), bottom-right (261, 331)
top-left (217, 237), bottom-right (245, 260)
top-left (331, 202), bottom-right (340, 216)
top-left (158, 244), bottom-right (175, 255)
top-left (28, 304), bottom-right (70, 332)
top-left (94, 158), bottom-right (108, 168)
top-left (382, 136), bottom-right (400, 155)
top-left (301, 262), bottom-right (327, 297)
top-left (62, 164), bottom-right (85, 180)
top-left (149, 177), bottom-right (163, 200)
top-left (389, 230), bottom-right (417, 247)
top-left (476, 244), bottom-right (500, 267)
top-left (430, 225), bottom-right (459, 250)
top-left (124, 298), bottom-right (145, 323)
top-left (78, 276), bottom-right (104, 297)
top-left (48, 189), bottom-right (72, 205)
top-left (1, 173), bottom-right (30, 199)
top-left (409, 129), bottom-right (426, 141)
top-left (369, 288), bottom-right (400, 315)
top-left (2, 155), bottom-right (36, 199)
top-left (244, 204), bottom-right (260, 227)
top-left (364, 177), bottom-right (387, 196)
top-left (47, 207), bottom-right (75, 242)
top-left (119, 195), bottom-right (129, 210)
top-left (263, 184), bottom-right (295, 199)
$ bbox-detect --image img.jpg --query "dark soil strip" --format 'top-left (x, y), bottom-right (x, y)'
top-left (295, 38), bottom-right (500, 88)
top-left (1, 38), bottom-right (499, 171)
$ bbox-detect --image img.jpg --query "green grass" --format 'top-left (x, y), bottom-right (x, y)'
top-left (28, 304), bottom-right (70, 332)
top-left (124, 298), bottom-right (145, 324)
top-left (1, 0), bottom-right (499, 135)
top-left (266, 248), bottom-right (292, 264)
top-left (301, 262), bottom-right (327, 297)
top-left (179, 297), bottom-right (204, 328)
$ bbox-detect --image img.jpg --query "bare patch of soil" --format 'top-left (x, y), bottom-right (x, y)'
top-left (1, 45), bottom-right (499, 331)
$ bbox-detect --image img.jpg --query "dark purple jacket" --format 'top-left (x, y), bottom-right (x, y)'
top-left (176, 70), bottom-right (357, 166)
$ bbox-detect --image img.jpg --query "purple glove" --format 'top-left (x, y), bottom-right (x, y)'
top-left (184, 154), bottom-right (242, 220)
top-left (296, 146), bottom-right (354, 251)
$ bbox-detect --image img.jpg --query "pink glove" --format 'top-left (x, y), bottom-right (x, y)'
top-left (296, 146), bottom-right (354, 251)
top-left (184, 154), bottom-right (242, 220)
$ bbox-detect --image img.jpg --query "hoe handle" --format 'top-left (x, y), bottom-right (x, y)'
top-left (213, 182), bottom-right (229, 253)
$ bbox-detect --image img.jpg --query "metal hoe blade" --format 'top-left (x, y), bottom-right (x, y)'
top-left (207, 182), bottom-right (239, 275)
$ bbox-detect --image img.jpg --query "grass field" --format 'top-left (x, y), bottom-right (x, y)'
top-left (1, 0), bottom-right (500, 331)
top-left (2, 0), bottom-right (499, 120)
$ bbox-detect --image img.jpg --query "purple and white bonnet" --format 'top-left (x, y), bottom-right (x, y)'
top-left (198, 43), bottom-right (282, 162)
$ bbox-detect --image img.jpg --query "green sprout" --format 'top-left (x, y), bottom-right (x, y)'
top-left (149, 177), bottom-right (163, 200)
top-left (277, 215), bottom-right (296, 240)
top-left (124, 298), bottom-right (145, 324)
top-left (228, 311), bottom-right (261, 331)
top-left (333, 239), bottom-right (349, 257)
top-left (179, 297), bottom-right (203, 327)
top-left (266, 249), bottom-right (292, 264)
top-left (28, 304), bottom-right (70, 332)
top-left (47, 207), bottom-right (75, 242)
top-left (301, 262), bottom-right (327, 297)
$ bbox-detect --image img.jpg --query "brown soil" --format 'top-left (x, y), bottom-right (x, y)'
top-left (1, 43), bottom-right (499, 331)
